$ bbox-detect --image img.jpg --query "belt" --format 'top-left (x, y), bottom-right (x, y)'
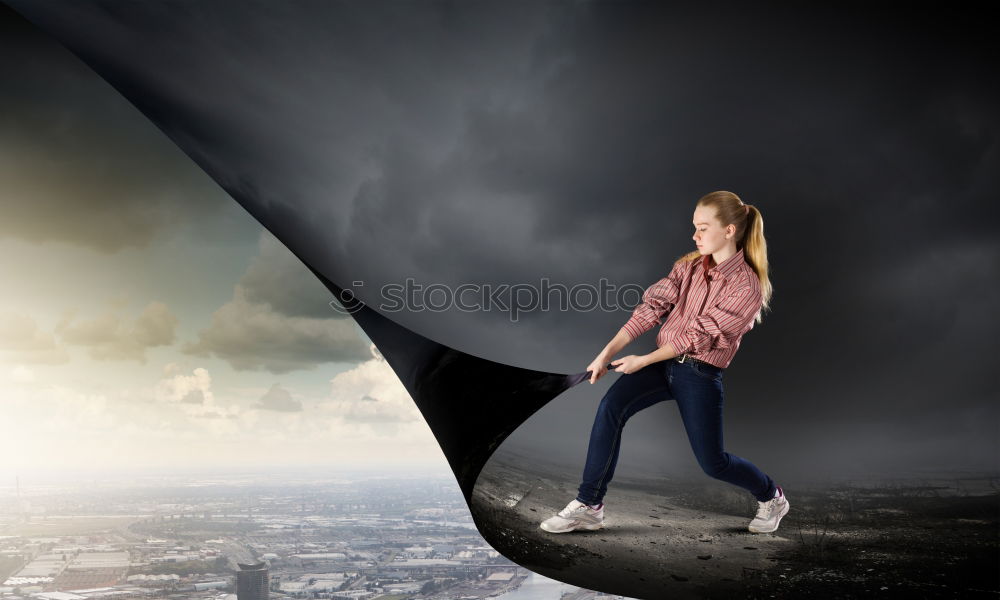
top-left (674, 353), bottom-right (717, 368)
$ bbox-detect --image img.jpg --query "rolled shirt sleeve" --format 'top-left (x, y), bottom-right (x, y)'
top-left (621, 261), bottom-right (684, 342)
top-left (667, 281), bottom-right (762, 355)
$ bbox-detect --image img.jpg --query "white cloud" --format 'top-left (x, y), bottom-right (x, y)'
top-left (182, 284), bottom-right (369, 373)
top-left (253, 383), bottom-right (303, 412)
top-left (0, 309), bottom-right (70, 364)
top-left (318, 354), bottom-right (424, 438)
top-left (0, 357), bottom-right (446, 472)
top-left (155, 366), bottom-right (213, 404)
top-left (181, 389), bottom-right (205, 404)
top-left (8, 364), bottom-right (36, 383)
top-left (162, 362), bottom-right (183, 376)
top-left (54, 301), bottom-right (178, 363)
top-left (154, 366), bottom-right (240, 426)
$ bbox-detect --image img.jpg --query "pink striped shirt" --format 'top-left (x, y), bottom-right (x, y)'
top-left (620, 247), bottom-right (762, 369)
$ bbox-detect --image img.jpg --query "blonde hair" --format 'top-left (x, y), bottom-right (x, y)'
top-left (674, 191), bottom-right (773, 325)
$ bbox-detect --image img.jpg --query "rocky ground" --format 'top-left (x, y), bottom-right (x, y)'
top-left (469, 450), bottom-right (999, 599)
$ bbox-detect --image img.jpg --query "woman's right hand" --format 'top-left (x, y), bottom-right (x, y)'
top-left (586, 354), bottom-right (610, 384)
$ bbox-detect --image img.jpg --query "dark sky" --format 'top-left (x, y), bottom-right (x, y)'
top-left (3, 1), bottom-right (997, 480)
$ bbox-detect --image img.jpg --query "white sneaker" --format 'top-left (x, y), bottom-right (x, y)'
top-left (540, 499), bottom-right (605, 533)
top-left (748, 484), bottom-right (790, 533)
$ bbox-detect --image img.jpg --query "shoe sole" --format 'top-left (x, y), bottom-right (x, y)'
top-left (748, 499), bottom-right (790, 534)
top-left (539, 520), bottom-right (604, 533)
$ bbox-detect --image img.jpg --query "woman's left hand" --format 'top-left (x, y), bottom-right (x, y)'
top-left (610, 355), bottom-right (649, 374)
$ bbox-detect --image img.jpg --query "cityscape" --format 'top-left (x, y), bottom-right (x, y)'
top-left (0, 470), bottom-right (630, 600)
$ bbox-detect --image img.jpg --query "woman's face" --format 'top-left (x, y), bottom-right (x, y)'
top-left (691, 205), bottom-right (733, 255)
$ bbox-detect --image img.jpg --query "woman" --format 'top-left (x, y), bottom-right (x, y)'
top-left (540, 191), bottom-right (789, 534)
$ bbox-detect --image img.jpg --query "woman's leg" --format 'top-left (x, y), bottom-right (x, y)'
top-left (670, 361), bottom-right (777, 503)
top-left (576, 362), bottom-right (672, 506)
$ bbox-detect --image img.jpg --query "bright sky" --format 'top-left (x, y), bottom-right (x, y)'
top-left (0, 39), bottom-right (450, 479)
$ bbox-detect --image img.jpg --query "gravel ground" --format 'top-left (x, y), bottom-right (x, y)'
top-left (469, 450), bottom-right (999, 599)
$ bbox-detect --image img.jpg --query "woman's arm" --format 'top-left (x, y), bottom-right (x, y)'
top-left (608, 341), bottom-right (679, 375)
top-left (621, 264), bottom-right (684, 342)
top-left (642, 342), bottom-right (680, 366)
top-left (602, 327), bottom-right (633, 360)
top-left (592, 261), bottom-right (688, 381)
top-left (586, 328), bottom-right (633, 384)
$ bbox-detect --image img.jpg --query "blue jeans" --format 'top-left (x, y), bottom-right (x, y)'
top-left (577, 358), bottom-right (777, 505)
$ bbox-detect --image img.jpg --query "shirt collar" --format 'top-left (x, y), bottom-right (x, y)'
top-left (701, 247), bottom-right (746, 281)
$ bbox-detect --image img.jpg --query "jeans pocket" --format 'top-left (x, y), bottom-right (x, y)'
top-left (691, 361), bottom-right (722, 381)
